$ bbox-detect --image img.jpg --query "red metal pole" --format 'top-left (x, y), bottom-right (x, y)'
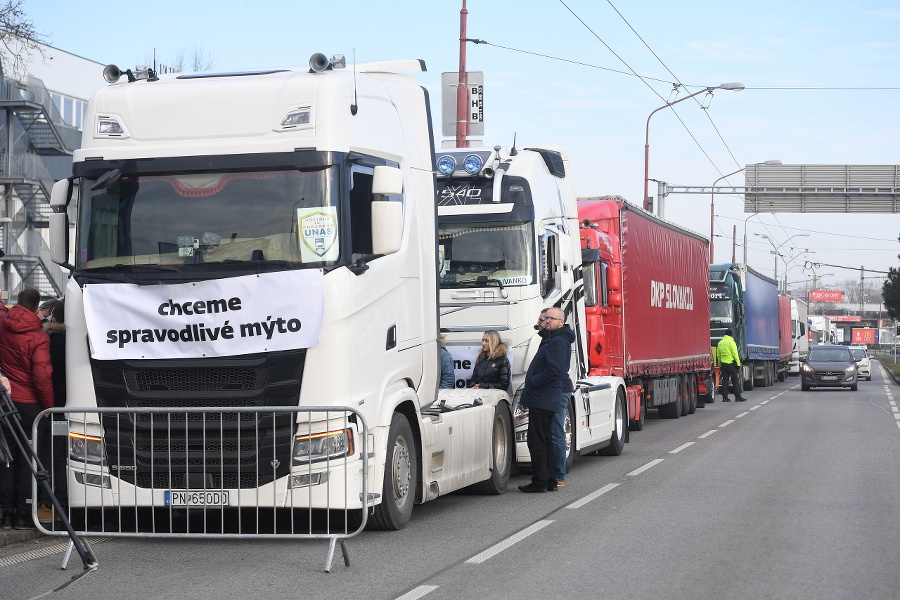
top-left (456, 0), bottom-right (469, 148)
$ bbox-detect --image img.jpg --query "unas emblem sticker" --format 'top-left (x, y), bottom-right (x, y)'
top-left (297, 208), bottom-right (338, 261)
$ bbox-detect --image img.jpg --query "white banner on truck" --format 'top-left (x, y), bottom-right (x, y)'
top-left (83, 271), bottom-right (325, 360)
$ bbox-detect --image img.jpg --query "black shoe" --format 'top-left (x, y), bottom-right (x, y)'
top-left (736, 397), bottom-right (747, 402)
top-left (722, 397), bottom-right (731, 402)
top-left (518, 482), bottom-right (547, 494)
top-left (0, 514), bottom-right (12, 530)
top-left (13, 515), bottom-right (35, 530)
top-left (547, 482), bottom-right (558, 492)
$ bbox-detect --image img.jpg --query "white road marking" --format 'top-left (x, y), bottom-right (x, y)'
top-left (465, 520), bottom-right (554, 564)
top-left (396, 586), bottom-right (440, 600)
top-left (736, 412), bottom-right (750, 418)
top-left (719, 419), bottom-right (736, 427)
top-left (627, 458), bottom-right (665, 476)
top-left (669, 442), bottom-right (695, 454)
top-left (566, 483), bottom-right (620, 510)
top-left (750, 405), bottom-right (761, 411)
top-left (698, 430), bottom-right (717, 439)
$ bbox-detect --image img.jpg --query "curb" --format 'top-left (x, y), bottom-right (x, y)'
top-left (0, 527), bottom-right (43, 548)
top-left (878, 359), bottom-right (900, 386)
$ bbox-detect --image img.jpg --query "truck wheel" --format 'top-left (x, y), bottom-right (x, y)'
top-left (369, 413), bottom-right (418, 531)
top-left (777, 366), bottom-right (786, 382)
top-left (629, 397), bottom-right (645, 431)
top-left (564, 400), bottom-right (575, 474)
top-left (601, 389), bottom-right (627, 456)
top-left (743, 365), bottom-right (755, 391)
top-left (679, 377), bottom-right (689, 417)
top-left (659, 392), bottom-right (679, 419)
top-left (687, 378), bottom-right (697, 414)
top-left (472, 403), bottom-right (513, 494)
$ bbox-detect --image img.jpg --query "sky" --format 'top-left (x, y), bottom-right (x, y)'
top-left (23, 0), bottom-right (900, 297)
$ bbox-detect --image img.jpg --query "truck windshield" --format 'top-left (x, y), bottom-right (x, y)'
top-left (710, 299), bottom-right (732, 323)
top-left (76, 168), bottom-right (339, 270)
top-left (438, 222), bottom-right (534, 287)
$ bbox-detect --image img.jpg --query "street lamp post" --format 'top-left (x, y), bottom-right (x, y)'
top-left (712, 160), bottom-right (781, 264)
top-left (644, 82), bottom-right (744, 213)
top-left (711, 167), bottom-right (744, 263)
top-left (754, 233), bottom-right (810, 290)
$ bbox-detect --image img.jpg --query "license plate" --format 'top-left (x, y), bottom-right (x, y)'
top-left (821, 375), bottom-right (839, 381)
top-left (164, 490), bottom-right (230, 506)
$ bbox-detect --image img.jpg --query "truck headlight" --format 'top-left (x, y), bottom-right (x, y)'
top-left (293, 428), bottom-right (354, 464)
top-left (69, 432), bottom-right (105, 464)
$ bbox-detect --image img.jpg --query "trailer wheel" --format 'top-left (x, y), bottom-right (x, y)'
top-left (687, 377), bottom-right (697, 414)
top-left (601, 388), bottom-right (626, 456)
top-left (564, 400), bottom-right (575, 474)
top-left (777, 365), bottom-right (786, 382)
top-left (743, 365), bottom-right (755, 391)
top-left (472, 403), bottom-right (513, 495)
top-left (629, 397), bottom-right (645, 431)
top-left (369, 413), bottom-right (418, 531)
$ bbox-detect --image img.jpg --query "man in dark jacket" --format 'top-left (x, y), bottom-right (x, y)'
top-left (518, 307), bottom-right (575, 493)
top-left (0, 288), bottom-right (54, 529)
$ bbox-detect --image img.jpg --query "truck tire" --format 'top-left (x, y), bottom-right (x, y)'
top-left (369, 413), bottom-right (418, 531)
top-left (687, 377), bottom-right (697, 414)
top-left (629, 397), bottom-right (645, 431)
top-left (601, 388), bottom-right (627, 456)
top-left (743, 364), bottom-right (755, 391)
top-left (679, 377), bottom-right (690, 417)
top-left (472, 403), bottom-right (513, 495)
top-left (659, 400), bottom-right (678, 419)
top-left (564, 400), bottom-right (575, 474)
top-left (777, 365), bottom-right (786, 382)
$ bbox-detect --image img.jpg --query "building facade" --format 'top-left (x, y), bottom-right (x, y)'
top-left (0, 42), bottom-right (104, 298)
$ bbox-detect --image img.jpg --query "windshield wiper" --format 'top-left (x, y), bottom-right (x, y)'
top-left (85, 264), bottom-right (183, 273)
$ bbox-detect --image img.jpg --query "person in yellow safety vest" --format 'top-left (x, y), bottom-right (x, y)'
top-left (716, 328), bottom-right (746, 402)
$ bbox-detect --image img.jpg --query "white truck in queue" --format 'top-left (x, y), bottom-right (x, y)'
top-left (435, 145), bottom-right (628, 471)
top-left (49, 55), bottom-right (522, 530)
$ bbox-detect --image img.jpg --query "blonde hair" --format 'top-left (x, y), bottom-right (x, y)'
top-left (477, 330), bottom-right (507, 362)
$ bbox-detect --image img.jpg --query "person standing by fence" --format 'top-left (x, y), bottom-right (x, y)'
top-left (0, 288), bottom-right (54, 529)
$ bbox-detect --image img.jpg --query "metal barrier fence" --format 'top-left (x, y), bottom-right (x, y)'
top-left (33, 406), bottom-right (369, 572)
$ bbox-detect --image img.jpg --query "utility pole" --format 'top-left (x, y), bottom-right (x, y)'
top-left (455, 0), bottom-right (469, 148)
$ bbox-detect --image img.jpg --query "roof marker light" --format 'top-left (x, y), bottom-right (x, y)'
top-left (463, 154), bottom-right (483, 174)
top-left (437, 155), bottom-right (457, 175)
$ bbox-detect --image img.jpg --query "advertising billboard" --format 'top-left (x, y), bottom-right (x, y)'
top-left (810, 290), bottom-right (843, 302)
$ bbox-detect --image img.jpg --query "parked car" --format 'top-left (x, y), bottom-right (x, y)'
top-left (849, 347), bottom-right (871, 381)
top-left (801, 345), bottom-right (858, 391)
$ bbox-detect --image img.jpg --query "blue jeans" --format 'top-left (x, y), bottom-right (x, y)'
top-left (552, 394), bottom-right (568, 481)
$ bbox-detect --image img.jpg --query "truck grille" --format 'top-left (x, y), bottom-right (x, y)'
top-left (91, 350), bottom-right (305, 489)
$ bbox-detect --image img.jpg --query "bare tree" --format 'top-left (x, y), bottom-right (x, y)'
top-left (838, 278), bottom-right (881, 304)
top-left (147, 45), bottom-right (214, 75)
top-left (0, 0), bottom-right (47, 80)
top-left (188, 45), bottom-right (213, 72)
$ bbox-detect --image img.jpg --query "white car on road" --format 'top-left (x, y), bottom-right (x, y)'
top-left (849, 347), bottom-right (871, 380)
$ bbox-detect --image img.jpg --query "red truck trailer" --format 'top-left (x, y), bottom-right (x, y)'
top-left (579, 197), bottom-right (712, 429)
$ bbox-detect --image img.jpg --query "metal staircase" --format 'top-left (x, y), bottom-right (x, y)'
top-left (0, 74), bottom-right (80, 298)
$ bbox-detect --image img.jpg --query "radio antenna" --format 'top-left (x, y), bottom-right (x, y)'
top-left (350, 48), bottom-right (358, 115)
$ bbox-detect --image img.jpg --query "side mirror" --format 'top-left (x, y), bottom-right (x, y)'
top-left (49, 180), bottom-right (71, 266)
top-left (372, 165), bottom-right (403, 196)
top-left (371, 201), bottom-right (402, 255)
